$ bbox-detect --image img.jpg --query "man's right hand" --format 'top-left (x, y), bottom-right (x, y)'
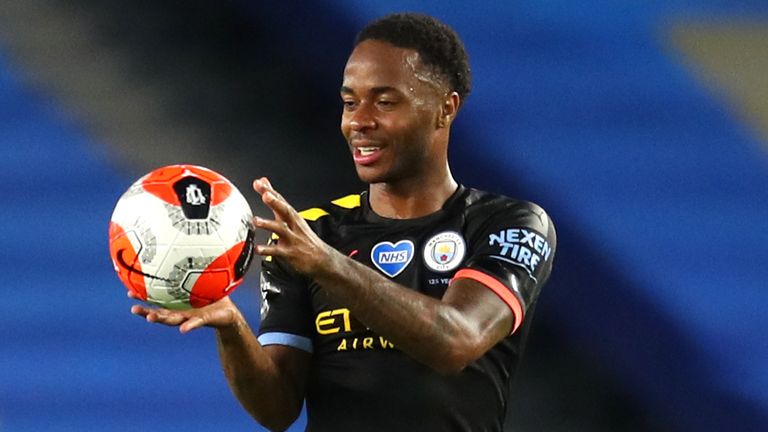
top-left (129, 293), bottom-right (243, 334)
top-left (129, 289), bottom-right (309, 430)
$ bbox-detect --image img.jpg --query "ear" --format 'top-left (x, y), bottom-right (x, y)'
top-left (437, 91), bottom-right (461, 129)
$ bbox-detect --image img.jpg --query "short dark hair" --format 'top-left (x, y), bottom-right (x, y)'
top-left (355, 13), bottom-right (471, 105)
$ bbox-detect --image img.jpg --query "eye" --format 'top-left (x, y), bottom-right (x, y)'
top-left (376, 99), bottom-right (397, 109)
top-left (341, 99), bottom-right (357, 111)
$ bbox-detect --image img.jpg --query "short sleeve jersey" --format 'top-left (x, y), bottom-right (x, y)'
top-left (258, 185), bottom-right (556, 432)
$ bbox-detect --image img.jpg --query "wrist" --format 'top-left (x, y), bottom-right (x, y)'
top-left (216, 306), bottom-right (249, 338)
top-left (307, 244), bottom-right (344, 280)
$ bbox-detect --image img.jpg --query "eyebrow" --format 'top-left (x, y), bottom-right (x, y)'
top-left (340, 86), bottom-right (401, 95)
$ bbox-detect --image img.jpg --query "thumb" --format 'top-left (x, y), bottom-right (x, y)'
top-left (179, 316), bottom-right (206, 334)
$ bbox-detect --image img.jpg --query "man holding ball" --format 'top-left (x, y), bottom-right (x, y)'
top-left (132, 13), bottom-right (556, 431)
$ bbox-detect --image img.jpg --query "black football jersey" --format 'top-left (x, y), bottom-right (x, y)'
top-left (258, 185), bottom-right (556, 431)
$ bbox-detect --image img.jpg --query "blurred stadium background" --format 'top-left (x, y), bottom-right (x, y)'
top-left (1, 1), bottom-right (767, 430)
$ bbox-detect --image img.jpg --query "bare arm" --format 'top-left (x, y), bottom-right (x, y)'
top-left (215, 313), bottom-right (310, 431)
top-left (253, 178), bottom-right (514, 374)
top-left (130, 296), bottom-right (309, 430)
top-left (314, 250), bottom-right (513, 373)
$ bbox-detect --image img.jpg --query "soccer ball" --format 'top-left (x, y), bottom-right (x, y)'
top-left (109, 164), bottom-right (255, 310)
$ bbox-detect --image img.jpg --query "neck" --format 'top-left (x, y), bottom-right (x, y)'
top-left (368, 166), bottom-right (458, 219)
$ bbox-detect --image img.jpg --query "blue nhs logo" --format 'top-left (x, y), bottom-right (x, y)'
top-left (377, 250), bottom-right (409, 263)
top-left (370, 240), bottom-right (415, 278)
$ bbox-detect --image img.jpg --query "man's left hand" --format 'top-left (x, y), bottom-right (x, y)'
top-left (252, 177), bottom-right (332, 276)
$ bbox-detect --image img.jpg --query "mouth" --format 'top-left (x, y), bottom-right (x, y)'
top-left (356, 146), bottom-right (380, 156)
top-left (350, 141), bottom-right (383, 165)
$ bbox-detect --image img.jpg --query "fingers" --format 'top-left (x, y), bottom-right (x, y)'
top-left (262, 190), bottom-right (296, 223)
top-left (130, 304), bottom-right (150, 317)
top-left (179, 317), bottom-right (206, 334)
top-left (130, 304), bottom-right (198, 330)
top-left (252, 177), bottom-right (270, 194)
top-left (254, 216), bottom-right (291, 238)
top-left (148, 311), bottom-right (189, 326)
top-left (253, 177), bottom-right (296, 222)
top-left (253, 177), bottom-right (282, 200)
top-left (254, 243), bottom-right (283, 257)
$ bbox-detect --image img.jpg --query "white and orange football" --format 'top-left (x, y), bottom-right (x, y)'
top-left (109, 165), bottom-right (254, 310)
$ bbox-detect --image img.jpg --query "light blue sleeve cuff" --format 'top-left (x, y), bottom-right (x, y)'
top-left (257, 332), bottom-right (313, 353)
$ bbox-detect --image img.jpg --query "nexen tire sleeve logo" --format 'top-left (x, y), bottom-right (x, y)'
top-left (488, 228), bottom-right (552, 281)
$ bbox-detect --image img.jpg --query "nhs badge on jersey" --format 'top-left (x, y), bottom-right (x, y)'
top-left (423, 231), bottom-right (466, 272)
top-left (371, 240), bottom-right (414, 278)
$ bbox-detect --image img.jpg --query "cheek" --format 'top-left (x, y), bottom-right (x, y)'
top-left (340, 114), bottom-right (351, 139)
top-left (391, 123), bottom-right (432, 164)
top-left (398, 111), bottom-right (434, 145)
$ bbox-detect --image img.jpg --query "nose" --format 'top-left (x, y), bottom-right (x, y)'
top-left (348, 103), bottom-right (376, 132)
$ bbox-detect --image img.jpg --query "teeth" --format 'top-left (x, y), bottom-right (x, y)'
top-left (358, 147), bottom-right (379, 156)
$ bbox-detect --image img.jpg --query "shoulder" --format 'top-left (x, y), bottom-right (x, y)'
top-left (297, 192), bottom-right (365, 230)
top-left (461, 187), bottom-right (555, 235)
top-left (263, 192), bottom-right (364, 267)
top-left (458, 188), bottom-right (557, 294)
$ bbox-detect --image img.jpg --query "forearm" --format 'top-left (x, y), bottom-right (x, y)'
top-left (251, 179), bottom-right (511, 374)
top-left (312, 248), bottom-right (484, 373)
top-left (216, 316), bottom-right (303, 430)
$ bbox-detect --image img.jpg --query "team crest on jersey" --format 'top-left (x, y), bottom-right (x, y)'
top-left (423, 231), bottom-right (466, 272)
top-left (371, 240), bottom-right (414, 278)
